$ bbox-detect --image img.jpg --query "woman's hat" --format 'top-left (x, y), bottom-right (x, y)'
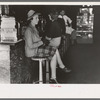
top-left (27, 10), bottom-right (40, 20)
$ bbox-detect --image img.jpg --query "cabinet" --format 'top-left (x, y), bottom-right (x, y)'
top-left (76, 7), bottom-right (94, 43)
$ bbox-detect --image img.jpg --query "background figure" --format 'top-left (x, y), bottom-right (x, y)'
top-left (58, 9), bottom-right (77, 44)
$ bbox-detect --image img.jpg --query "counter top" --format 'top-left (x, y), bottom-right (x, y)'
top-left (0, 39), bottom-right (23, 45)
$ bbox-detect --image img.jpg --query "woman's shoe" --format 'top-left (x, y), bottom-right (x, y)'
top-left (49, 78), bottom-right (58, 84)
top-left (62, 67), bottom-right (71, 73)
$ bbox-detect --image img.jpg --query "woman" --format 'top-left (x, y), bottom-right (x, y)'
top-left (24, 10), bottom-right (58, 83)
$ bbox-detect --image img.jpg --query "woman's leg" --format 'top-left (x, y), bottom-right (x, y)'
top-left (50, 53), bottom-right (57, 79)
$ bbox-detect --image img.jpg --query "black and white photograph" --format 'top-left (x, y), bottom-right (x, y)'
top-left (0, 3), bottom-right (97, 84)
top-left (0, 1), bottom-right (100, 98)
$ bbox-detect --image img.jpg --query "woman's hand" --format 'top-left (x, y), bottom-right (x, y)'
top-left (38, 40), bottom-right (43, 46)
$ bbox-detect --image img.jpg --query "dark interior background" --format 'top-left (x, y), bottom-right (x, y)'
top-left (6, 5), bottom-right (100, 43)
top-left (8, 5), bottom-right (82, 29)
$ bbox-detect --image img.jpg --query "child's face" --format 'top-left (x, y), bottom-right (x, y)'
top-left (51, 12), bottom-right (58, 20)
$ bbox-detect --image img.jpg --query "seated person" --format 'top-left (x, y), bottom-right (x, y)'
top-left (44, 9), bottom-right (71, 83)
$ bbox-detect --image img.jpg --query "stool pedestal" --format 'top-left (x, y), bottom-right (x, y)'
top-left (31, 57), bottom-right (47, 84)
top-left (39, 59), bottom-right (43, 84)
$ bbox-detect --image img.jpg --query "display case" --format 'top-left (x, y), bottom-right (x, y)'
top-left (76, 7), bottom-right (94, 43)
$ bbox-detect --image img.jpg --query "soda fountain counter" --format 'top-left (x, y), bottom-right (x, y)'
top-left (0, 39), bottom-right (25, 84)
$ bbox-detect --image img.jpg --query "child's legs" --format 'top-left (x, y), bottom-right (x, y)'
top-left (56, 49), bottom-right (65, 69)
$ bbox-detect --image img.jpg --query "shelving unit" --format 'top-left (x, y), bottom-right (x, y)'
top-left (76, 7), bottom-right (94, 43)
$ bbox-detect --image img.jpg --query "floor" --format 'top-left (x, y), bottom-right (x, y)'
top-left (57, 42), bottom-right (100, 84)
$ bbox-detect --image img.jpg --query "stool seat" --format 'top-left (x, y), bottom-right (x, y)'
top-left (32, 57), bottom-right (47, 61)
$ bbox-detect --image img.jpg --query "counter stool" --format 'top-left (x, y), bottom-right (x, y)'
top-left (31, 56), bottom-right (49, 84)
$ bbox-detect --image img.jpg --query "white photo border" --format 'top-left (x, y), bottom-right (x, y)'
top-left (0, 1), bottom-right (100, 99)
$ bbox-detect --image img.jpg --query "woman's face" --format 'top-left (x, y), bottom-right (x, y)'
top-left (31, 15), bottom-right (39, 25)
